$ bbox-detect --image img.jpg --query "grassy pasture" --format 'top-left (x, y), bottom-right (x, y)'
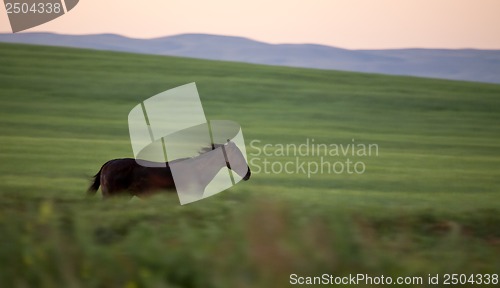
top-left (0, 43), bottom-right (499, 287)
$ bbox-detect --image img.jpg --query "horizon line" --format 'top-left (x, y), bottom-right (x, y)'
top-left (1, 31), bottom-right (499, 51)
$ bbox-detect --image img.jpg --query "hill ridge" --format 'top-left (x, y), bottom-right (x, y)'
top-left (1, 32), bottom-right (499, 84)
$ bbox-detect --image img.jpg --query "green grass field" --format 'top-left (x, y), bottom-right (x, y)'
top-left (0, 42), bottom-right (499, 287)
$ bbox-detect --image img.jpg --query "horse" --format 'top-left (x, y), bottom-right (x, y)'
top-left (87, 141), bottom-right (251, 199)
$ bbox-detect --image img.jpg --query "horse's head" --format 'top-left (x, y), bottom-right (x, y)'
top-left (221, 141), bottom-right (251, 181)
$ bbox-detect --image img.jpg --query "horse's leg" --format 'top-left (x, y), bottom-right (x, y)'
top-left (129, 166), bottom-right (164, 198)
top-left (100, 169), bottom-right (110, 198)
top-left (128, 176), bottom-right (149, 198)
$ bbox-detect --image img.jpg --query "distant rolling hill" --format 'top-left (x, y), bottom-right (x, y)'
top-left (1, 32), bottom-right (499, 84)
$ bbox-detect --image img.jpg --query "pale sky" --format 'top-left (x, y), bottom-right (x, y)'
top-left (1, 0), bottom-right (499, 49)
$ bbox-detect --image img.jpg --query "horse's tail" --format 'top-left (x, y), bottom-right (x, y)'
top-left (87, 166), bottom-right (103, 196)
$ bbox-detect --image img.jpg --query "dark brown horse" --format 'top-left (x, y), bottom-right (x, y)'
top-left (88, 141), bottom-right (251, 199)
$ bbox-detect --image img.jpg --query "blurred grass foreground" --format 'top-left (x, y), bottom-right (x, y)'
top-left (0, 43), bottom-right (499, 287)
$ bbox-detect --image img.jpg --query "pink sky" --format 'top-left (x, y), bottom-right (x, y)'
top-left (1, 0), bottom-right (499, 49)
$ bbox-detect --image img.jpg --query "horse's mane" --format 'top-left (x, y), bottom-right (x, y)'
top-left (198, 143), bottom-right (227, 155)
top-left (163, 143), bottom-right (228, 164)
